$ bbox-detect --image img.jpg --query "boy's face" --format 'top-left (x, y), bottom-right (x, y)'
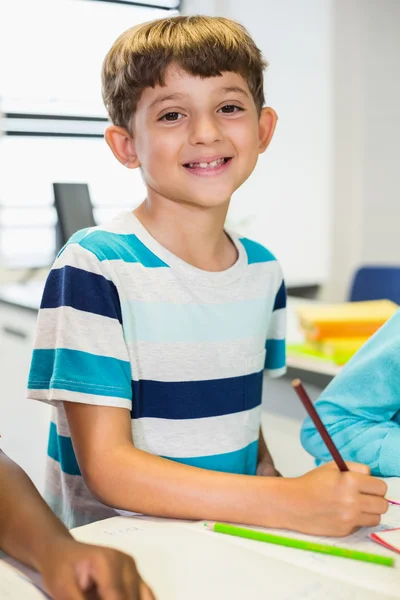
top-left (107, 65), bottom-right (276, 209)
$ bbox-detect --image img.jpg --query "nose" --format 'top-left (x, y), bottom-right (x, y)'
top-left (189, 114), bottom-right (222, 145)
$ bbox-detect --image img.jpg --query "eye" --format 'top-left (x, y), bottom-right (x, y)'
top-left (218, 105), bottom-right (244, 114)
top-left (159, 112), bottom-right (184, 122)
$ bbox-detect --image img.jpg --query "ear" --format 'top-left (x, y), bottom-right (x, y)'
top-left (258, 107), bottom-right (278, 154)
top-left (104, 125), bottom-right (141, 169)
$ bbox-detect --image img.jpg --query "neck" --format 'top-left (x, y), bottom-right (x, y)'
top-left (134, 190), bottom-right (237, 272)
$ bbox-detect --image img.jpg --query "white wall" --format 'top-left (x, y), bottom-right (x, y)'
top-left (323, 0), bottom-right (400, 301)
top-left (182, 0), bottom-right (334, 287)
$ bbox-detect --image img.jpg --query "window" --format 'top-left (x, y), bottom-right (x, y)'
top-left (0, 0), bottom-right (179, 267)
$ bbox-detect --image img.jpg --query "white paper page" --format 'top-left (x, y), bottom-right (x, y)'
top-left (72, 517), bottom-right (390, 600)
top-left (385, 477), bottom-right (400, 504)
top-left (0, 561), bottom-right (46, 600)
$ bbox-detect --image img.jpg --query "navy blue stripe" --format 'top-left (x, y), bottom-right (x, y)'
top-left (48, 422), bottom-right (81, 476)
top-left (41, 265), bottom-right (122, 323)
top-left (131, 372), bottom-right (263, 420)
top-left (273, 280), bottom-right (286, 311)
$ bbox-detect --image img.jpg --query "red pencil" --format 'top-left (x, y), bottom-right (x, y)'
top-left (292, 378), bottom-right (348, 472)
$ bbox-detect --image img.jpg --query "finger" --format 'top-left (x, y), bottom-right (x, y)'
top-left (75, 560), bottom-right (93, 591)
top-left (357, 475), bottom-right (388, 497)
top-left (47, 577), bottom-right (87, 600)
top-left (359, 494), bottom-right (389, 515)
top-left (94, 553), bottom-right (142, 600)
top-left (358, 512), bottom-right (383, 528)
top-left (345, 462), bottom-right (370, 475)
top-left (140, 580), bottom-right (156, 600)
top-left (122, 559), bottom-right (141, 600)
top-left (89, 555), bottom-right (126, 600)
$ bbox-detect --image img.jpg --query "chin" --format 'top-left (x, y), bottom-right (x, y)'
top-left (189, 194), bottom-right (233, 209)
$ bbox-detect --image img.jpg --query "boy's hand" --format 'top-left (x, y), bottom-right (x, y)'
top-left (39, 539), bottom-right (155, 600)
top-left (283, 462), bottom-right (388, 537)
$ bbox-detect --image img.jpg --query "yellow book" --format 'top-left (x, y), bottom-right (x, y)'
top-left (297, 300), bottom-right (398, 341)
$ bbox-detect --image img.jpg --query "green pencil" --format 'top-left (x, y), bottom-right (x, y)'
top-left (205, 523), bottom-right (394, 567)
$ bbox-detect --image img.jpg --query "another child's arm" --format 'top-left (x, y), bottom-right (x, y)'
top-left (0, 450), bottom-right (154, 600)
top-left (65, 402), bottom-right (388, 537)
top-left (301, 311), bottom-right (400, 477)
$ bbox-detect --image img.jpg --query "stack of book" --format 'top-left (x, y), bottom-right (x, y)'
top-left (289, 300), bottom-right (398, 366)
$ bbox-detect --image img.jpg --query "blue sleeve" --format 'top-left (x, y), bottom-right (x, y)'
top-left (300, 310), bottom-right (400, 476)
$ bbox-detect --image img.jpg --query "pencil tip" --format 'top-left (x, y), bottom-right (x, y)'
top-left (292, 378), bottom-right (301, 387)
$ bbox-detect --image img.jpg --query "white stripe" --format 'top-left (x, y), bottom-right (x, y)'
top-left (54, 243), bottom-right (113, 280)
top-left (267, 308), bottom-right (287, 340)
top-left (114, 261), bottom-right (278, 303)
top-left (132, 405), bottom-right (261, 458)
top-left (265, 366), bottom-right (287, 379)
top-left (34, 306), bottom-right (129, 362)
top-left (28, 388), bottom-right (131, 410)
top-left (127, 339), bottom-right (266, 382)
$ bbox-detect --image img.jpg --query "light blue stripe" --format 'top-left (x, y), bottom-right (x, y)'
top-left (121, 297), bottom-right (274, 343)
top-left (28, 348), bottom-right (132, 399)
top-left (78, 231), bottom-right (168, 267)
top-left (265, 339), bottom-right (286, 370)
top-left (165, 440), bottom-right (258, 475)
top-left (239, 238), bottom-right (276, 264)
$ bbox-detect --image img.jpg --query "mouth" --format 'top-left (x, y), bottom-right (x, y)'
top-left (182, 157), bottom-right (233, 176)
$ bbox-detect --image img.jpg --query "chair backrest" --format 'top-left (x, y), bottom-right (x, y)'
top-left (349, 266), bottom-right (400, 304)
top-left (53, 182), bottom-right (96, 253)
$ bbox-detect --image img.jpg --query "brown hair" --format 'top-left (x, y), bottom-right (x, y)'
top-left (102, 15), bottom-right (267, 131)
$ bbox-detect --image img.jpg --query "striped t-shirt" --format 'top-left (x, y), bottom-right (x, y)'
top-left (27, 211), bottom-right (286, 528)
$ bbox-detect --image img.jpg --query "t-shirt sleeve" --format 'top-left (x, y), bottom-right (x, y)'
top-left (265, 264), bottom-right (287, 377)
top-left (27, 241), bottom-right (132, 409)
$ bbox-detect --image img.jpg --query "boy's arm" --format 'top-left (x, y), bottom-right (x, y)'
top-left (301, 311), bottom-right (400, 477)
top-left (64, 402), bottom-right (388, 536)
top-left (0, 450), bottom-right (154, 600)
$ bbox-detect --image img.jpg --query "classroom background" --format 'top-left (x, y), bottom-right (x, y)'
top-left (0, 0), bottom-right (399, 501)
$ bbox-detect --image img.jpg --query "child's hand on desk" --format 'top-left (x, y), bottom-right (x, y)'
top-left (283, 462), bottom-right (388, 537)
top-left (39, 539), bottom-right (155, 600)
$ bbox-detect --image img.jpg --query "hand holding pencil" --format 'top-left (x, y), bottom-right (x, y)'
top-left (283, 379), bottom-right (389, 537)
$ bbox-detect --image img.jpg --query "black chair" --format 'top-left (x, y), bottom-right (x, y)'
top-left (53, 182), bottom-right (96, 254)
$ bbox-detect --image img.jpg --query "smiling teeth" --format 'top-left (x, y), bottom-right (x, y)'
top-left (188, 158), bottom-right (226, 169)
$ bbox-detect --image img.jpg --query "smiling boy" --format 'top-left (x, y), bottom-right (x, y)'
top-left (27, 16), bottom-right (387, 535)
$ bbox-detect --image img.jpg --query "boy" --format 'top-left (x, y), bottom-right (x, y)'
top-left (0, 449), bottom-right (154, 600)
top-left (301, 309), bottom-right (400, 477)
top-left (27, 15), bottom-right (387, 535)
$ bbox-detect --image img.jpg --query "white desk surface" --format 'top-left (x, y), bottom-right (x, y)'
top-left (2, 478), bottom-right (399, 599)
